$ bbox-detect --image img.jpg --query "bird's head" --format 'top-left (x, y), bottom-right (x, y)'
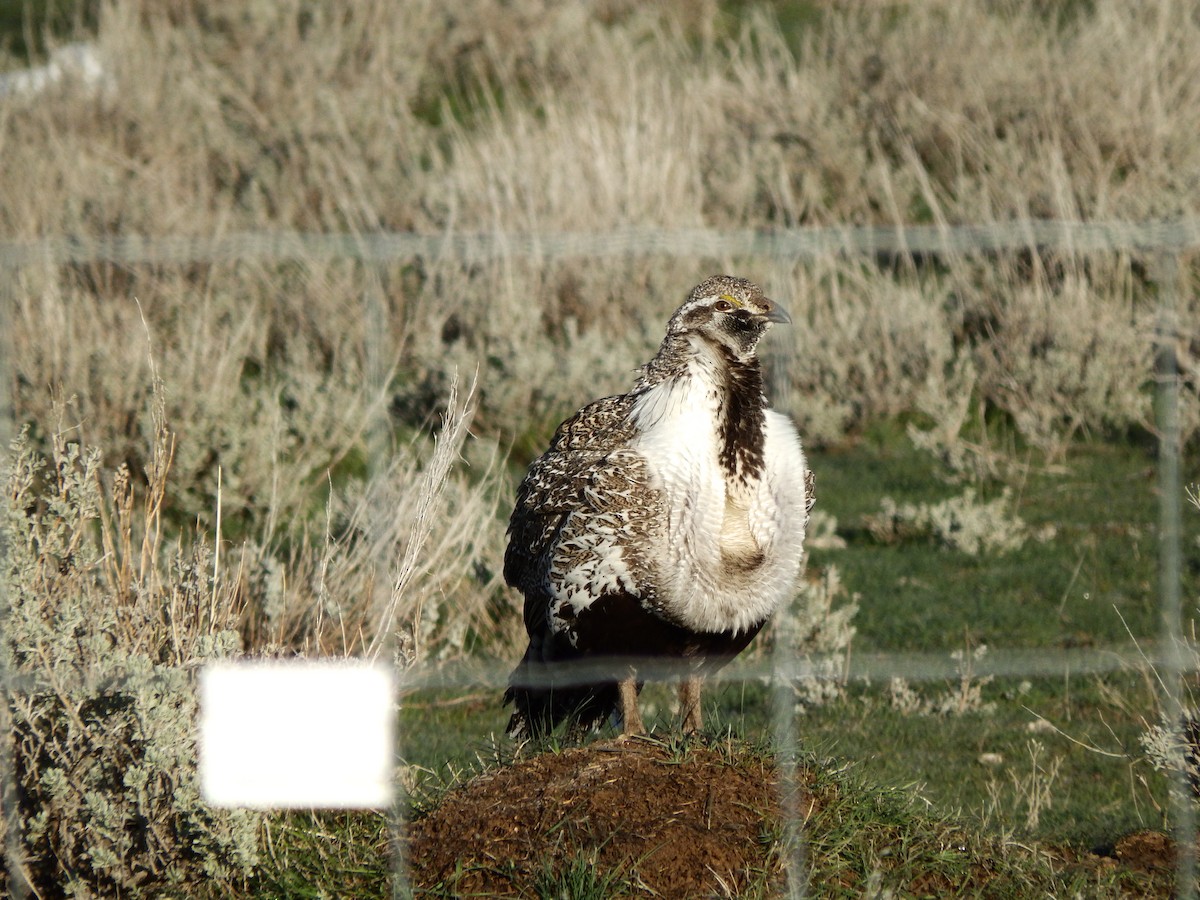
top-left (666, 275), bottom-right (791, 360)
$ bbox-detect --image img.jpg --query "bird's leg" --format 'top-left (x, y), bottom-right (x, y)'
top-left (618, 670), bottom-right (645, 735)
top-left (679, 674), bottom-right (704, 734)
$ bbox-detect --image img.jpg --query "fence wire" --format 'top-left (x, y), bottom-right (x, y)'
top-left (2, 218), bottom-right (1199, 269)
top-left (1, 219), bottom-right (1196, 897)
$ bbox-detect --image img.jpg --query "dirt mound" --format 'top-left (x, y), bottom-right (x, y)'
top-left (406, 738), bottom-right (790, 897)
top-left (1109, 830), bottom-right (1177, 872)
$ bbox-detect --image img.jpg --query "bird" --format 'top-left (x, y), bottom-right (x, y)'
top-left (503, 275), bottom-right (815, 738)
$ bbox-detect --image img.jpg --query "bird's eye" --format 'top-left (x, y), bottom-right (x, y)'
top-left (714, 299), bottom-right (734, 312)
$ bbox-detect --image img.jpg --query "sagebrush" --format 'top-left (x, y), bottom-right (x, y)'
top-left (0, 411), bottom-right (260, 896)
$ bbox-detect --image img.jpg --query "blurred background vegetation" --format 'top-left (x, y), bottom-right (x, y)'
top-left (0, 0), bottom-right (98, 59)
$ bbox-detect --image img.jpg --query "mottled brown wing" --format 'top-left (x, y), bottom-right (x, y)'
top-left (503, 393), bottom-right (664, 738)
top-left (503, 392), bottom-right (648, 638)
top-left (505, 396), bottom-right (631, 577)
top-left (543, 447), bottom-right (661, 617)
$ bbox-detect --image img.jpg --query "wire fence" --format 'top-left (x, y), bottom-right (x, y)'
top-left (2, 218), bottom-right (1199, 269)
top-left (0, 218), bottom-right (1197, 897)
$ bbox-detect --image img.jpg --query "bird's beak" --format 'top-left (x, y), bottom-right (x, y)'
top-left (764, 301), bottom-right (792, 325)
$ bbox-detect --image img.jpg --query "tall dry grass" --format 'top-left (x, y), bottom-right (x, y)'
top-left (5, 0), bottom-right (1199, 232)
top-left (3, 0), bottom-right (1197, 461)
top-left (0, 374), bottom-right (505, 895)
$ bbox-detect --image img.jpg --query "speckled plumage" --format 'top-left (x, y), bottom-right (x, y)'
top-left (504, 275), bottom-right (815, 738)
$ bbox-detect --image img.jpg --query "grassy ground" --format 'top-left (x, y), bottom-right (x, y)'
top-left (249, 728), bottom-right (1174, 898)
top-left (811, 424), bottom-right (1191, 652)
top-left (385, 430), bottom-right (1193, 889)
top-left (287, 663), bottom-right (1174, 896)
top-left (398, 671), bottom-right (1165, 846)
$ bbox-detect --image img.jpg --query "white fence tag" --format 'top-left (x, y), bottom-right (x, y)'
top-left (199, 661), bottom-right (394, 809)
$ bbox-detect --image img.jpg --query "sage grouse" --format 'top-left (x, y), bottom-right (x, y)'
top-left (504, 275), bottom-right (814, 737)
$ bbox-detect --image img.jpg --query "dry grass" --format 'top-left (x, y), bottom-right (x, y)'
top-left (0, 0), bottom-right (1193, 710)
top-left (4, 0), bottom-right (1194, 465)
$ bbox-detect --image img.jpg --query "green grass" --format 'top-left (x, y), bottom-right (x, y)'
top-left (785, 676), bottom-right (1164, 848)
top-left (531, 851), bottom-right (634, 900)
top-left (245, 810), bottom-right (391, 900)
top-left (807, 427), bottom-right (1196, 652)
top-left (716, 0), bottom-right (825, 45)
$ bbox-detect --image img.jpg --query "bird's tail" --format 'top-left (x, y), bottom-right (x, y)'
top-left (504, 658), bottom-right (617, 739)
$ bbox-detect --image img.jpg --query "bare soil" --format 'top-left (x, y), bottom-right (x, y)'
top-left (406, 738), bottom-right (790, 897)
top-left (1109, 829), bottom-right (1178, 872)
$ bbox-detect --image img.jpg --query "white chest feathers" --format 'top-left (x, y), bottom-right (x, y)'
top-left (630, 375), bottom-right (810, 635)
